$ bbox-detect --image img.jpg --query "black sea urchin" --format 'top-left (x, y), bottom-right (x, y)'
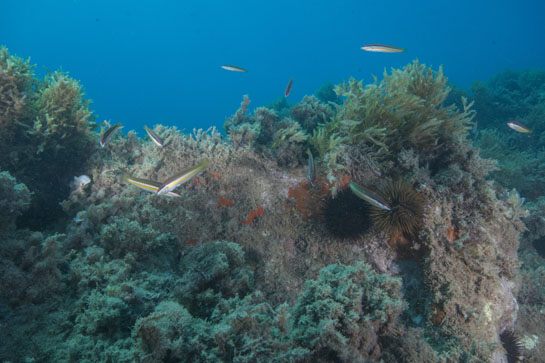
top-left (322, 187), bottom-right (373, 239)
top-left (371, 179), bottom-right (424, 236)
top-left (532, 235), bottom-right (545, 258)
top-left (500, 329), bottom-right (523, 363)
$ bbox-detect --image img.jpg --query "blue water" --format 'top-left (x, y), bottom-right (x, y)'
top-left (2, 0), bottom-right (544, 132)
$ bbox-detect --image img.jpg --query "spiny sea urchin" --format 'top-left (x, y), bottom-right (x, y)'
top-left (370, 179), bottom-right (425, 236)
top-left (500, 329), bottom-right (523, 363)
top-left (322, 187), bottom-right (373, 239)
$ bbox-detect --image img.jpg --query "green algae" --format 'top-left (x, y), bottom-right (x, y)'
top-left (0, 47), bottom-right (97, 228)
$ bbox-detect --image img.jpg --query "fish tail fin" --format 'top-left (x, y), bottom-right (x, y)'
top-left (199, 158), bottom-right (211, 168)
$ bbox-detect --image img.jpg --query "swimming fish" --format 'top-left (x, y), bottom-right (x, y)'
top-left (361, 44), bottom-right (405, 53)
top-left (156, 159), bottom-right (210, 195)
top-left (144, 125), bottom-right (164, 147)
top-left (507, 120), bottom-right (532, 133)
top-left (100, 122), bottom-right (123, 147)
top-left (221, 65), bottom-right (248, 73)
top-left (123, 174), bottom-right (180, 197)
top-left (285, 78), bottom-right (294, 97)
top-left (307, 149), bottom-right (316, 186)
top-left (349, 181), bottom-right (391, 211)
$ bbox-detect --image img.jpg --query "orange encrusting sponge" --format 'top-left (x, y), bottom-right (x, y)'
top-left (241, 206), bottom-right (264, 225)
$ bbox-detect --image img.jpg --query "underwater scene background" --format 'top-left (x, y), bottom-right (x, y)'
top-left (1, 1), bottom-right (545, 362)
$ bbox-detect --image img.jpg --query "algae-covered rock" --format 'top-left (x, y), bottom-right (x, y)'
top-left (290, 262), bottom-right (405, 361)
top-left (272, 119), bottom-right (309, 167)
top-left (290, 95), bottom-right (334, 133)
top-left (135, 260), bottom-right (406, 363)
top-left (134, 293), bottom-right (306, 363)
top-left (0, 47), bottom-right (97, 229)
top-left (0, 171), bottom-right (31, 234)
top-left (177, 241), bottom-right (254, 317)
top-left (0, 46), bottom-right (34, 151)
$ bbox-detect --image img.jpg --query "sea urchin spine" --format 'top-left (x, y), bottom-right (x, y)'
top-left (370, 179), bottom-right (425, 236)
top-left (500, 329), bottom-right (523, 363)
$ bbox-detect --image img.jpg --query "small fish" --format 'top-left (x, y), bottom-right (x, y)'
top-left (361, 44), bottom-right (405, 53)
top-left (156, 159), bottom-right (210, 195)
top-left (123, 175), bottom-right (180, 197)
top-left (307, 149), bottom-right (316, 186)
top-left (100, 122), bottom-right (123, 147)
top-left (73, 216), bottom-right (85, 225)
top-left (144, 125), bottom-right (164, 147)
top-left (349, 181), bottom-right (391, 211)
top-left (507, 120), bottom-right (532, 133)
top-left (221, 65), bottom-right (248, 73)
top-left (285, 78), bottom-right (294, 97)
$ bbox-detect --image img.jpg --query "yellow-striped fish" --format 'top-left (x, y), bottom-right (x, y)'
top-left (361, 44), bottom-right (405, 53)
top-left (507, 120), bottom-right (532, 133)
top-left (156, 159), bottom-right (210, 195)
top-left (100, 122), bottom-right (123, 147)
top-left (123, 175), bottom-right (180, 197)
top-left (349, 181), bottom-right (391, 211)
top-left (144, 125), bottom-right (164, 147)
top-left (221, 65), bottom-right (248, 73)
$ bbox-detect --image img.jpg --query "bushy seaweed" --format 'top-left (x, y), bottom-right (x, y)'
top-left (176, 241), bottom-right (254, 317)
top-left (290, 262), bottom-right (405, 361)
top-left (0, 47), bottom-right (97, 228)
top-left (0, 171), bottom-right (31, 234)
top-left (290, 95), bottom-right (334, 133)
top-left (135, 256), bottom-right (406, 362)
top-left (309, 60), bottom-right (477, 191)
top-left (332, 60), bottom-right (474, 155)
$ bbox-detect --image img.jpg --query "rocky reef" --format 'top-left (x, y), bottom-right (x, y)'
top-left (470, 68), bottom-right (545, 360)
top-left (472, 68), bottom-right (545, 200)
top-left (0, 46), bottom-right (540, 362)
